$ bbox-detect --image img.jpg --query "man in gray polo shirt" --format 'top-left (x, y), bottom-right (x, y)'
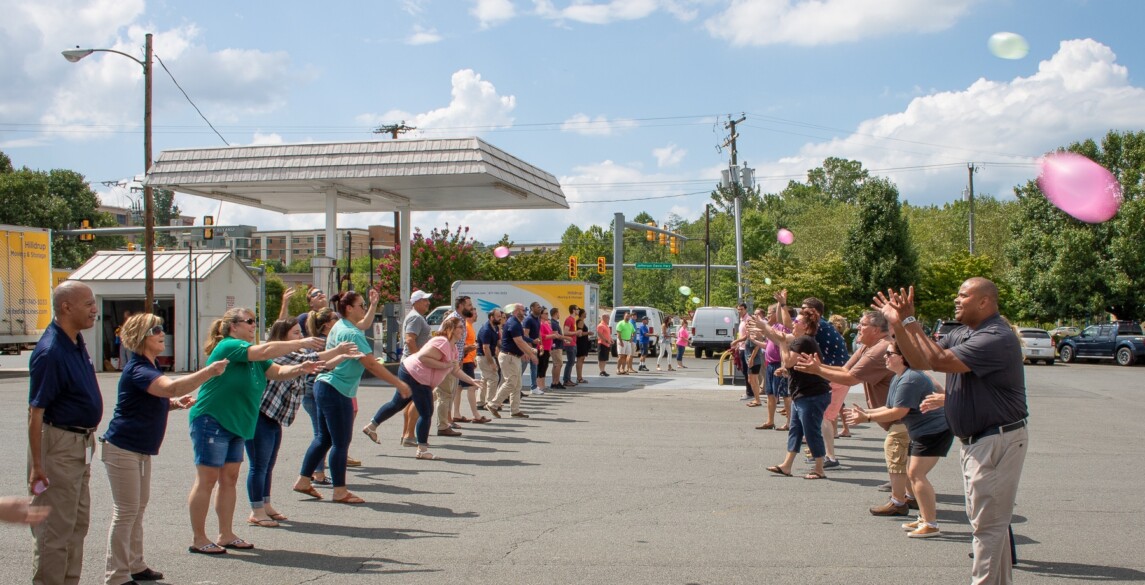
top-left (875, 277), bottom-right (1028, 585)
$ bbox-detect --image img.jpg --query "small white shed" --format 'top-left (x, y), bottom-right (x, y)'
top-left (67, 250), bottom-right (257, 372)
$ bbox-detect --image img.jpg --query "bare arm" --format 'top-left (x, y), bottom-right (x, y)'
top-left (247, 337), bottom-right (323, 362)
top-left (513, 335), bottom-right (538, 363)
top-left (146, 359), bottom-right (228, 398)
top-left (354, 289), bottom-right (380, 331)
top-left (359, 355), bottom-right (411, 398)
top-left (27, 407), bottom-right (45, 493)
top-left (873, 287), bottom-right (970, 373)
top-left (278, 287), bottom-right (295, 321)
top-left (794, 354), bottom-right (861, 386)
top-left (404, 332), bottom-right (420, 355)
top-left (845, 404), bottom-right (910, 426)
top-left (317, 341), bottom-right (356, 361)
top-left (266, 360), bottom-right (324, 381)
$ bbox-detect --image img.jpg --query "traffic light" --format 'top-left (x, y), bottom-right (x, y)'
top-left (568, 255), bottom-right (578, 279)
top-left (646, 221), bottom-right (655, 241)
top-left (597, 256), bottom-right (606, 274)
top-left (127, 242), bottom-right (136, 251)
top-left (669, 236), bottom-right (678, 255)
top-left (658, 224), bottom-right (667, 246)
top-left (79, 219), bottom-right (94, 242)
top-left (203, 215), bottom-right (214, 240)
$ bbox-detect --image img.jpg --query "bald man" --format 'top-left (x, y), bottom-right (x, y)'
top-left (875, 278), bottom-right (1028, 585)
top-left (28, 282), bottom-right (102, 585)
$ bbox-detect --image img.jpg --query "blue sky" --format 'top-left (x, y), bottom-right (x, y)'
top-left (4, 0), bottom-right (1145, 244)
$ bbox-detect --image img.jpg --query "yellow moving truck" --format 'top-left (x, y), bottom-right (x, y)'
top-left (1, 225), bottom-right (53, 354)
top-left (450, 280), bottom-right (599, 334)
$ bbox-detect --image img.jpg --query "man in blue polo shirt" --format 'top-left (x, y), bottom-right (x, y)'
top-left (635, 317), bottom-right (651, 371)
top-left (28, 281), bottom-right (102, 585)
top-left (486, 303), bottom-right (537, 418)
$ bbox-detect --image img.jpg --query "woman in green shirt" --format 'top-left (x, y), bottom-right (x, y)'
top-left (187, 308), bottom-right (323, 555)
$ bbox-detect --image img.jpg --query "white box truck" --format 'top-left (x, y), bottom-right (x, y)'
top-left (450, 280), bottom-right (599, 335)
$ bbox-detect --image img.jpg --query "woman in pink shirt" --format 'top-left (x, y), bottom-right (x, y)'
top-left (675, 317), bottom-right (691, 369)
top-left (361, 317), bottom-right (477, 460)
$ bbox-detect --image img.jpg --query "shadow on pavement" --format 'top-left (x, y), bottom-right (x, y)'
top-left (221, 548), bottom-right (446, 575)
top-left (1015, 560), bottom-right (1145, 581)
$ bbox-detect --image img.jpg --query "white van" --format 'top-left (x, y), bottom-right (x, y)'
top-left (690, 306), bottom-right (738, 358)
top-left (610, 306), bottom-right (665, 355)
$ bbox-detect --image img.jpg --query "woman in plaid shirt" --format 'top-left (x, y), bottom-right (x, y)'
top-left (245, 319), bottom-right (361, 527)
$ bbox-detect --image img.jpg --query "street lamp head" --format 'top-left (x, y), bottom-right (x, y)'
top-left (61, 48), bottom-right (94, 63)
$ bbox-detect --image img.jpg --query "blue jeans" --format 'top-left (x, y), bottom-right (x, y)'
top-left (370, 364), bottom-right (435, 444)
top-left (522, 359), bottom-right (539, 390)
top-left (300, 389), bottom-right (326, 474)
top-left (787, 392), bottom-right (831, 458)
top-left (299, 380), bottom-right (354, 487)
top-left (675, 345), bottom-right (685, 361)
top-left (562, 346), bottom-right (577, 382)
top-left (244, 414), bottom-right (282, 508)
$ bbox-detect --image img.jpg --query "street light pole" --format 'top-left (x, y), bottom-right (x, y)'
top-left (63, 33), bottom-right (156, 310)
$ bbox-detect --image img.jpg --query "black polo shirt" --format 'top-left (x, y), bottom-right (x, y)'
top-left (939, 313), bottom-right (1028, 438)
top-left (29, 321), bottom-right (103, 429)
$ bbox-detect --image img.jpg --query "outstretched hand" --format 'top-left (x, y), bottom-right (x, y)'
top-left (793, 352), bottom-right (821, 373)
top-left (920, 391), bottom-right (946, 413)
top-left (774, 288), bottom-right (788, 305)
top-left (872, 286), bottom-right (916, 323)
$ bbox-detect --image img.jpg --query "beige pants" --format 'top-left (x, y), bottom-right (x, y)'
top-left (433, 373), bottom-right (458, 430)
top-left (490, 353), bottom-right (523, 414)
top-left (101, 441), bottom-right (151, 585)
top-left (31, 425), bottom-right (93, 585)
top-left (963, 426), bottom-right (1028, 585)
top-left (477, 356), bottom-right (499, 405)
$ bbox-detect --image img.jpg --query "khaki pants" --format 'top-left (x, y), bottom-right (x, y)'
top-left (963, 426), bottom-right (1028, 585)
top-left (433, 373), bottom-right (458, 430)
top-left (477, 356), bottom-right (499, 405)
top-left (30, 425), bottom-right (94, 585)
top-left (490, 353), bottom-right (523, 414)
top-left (101, 441), bottom-right (151, 585)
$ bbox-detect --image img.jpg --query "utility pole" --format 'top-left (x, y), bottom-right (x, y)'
top-left (373, 121), bottom-right (416, 139)
top-left (967, 163), bottom-right (979, 255)
top-left (722, 115), bottom-right (746, 303)
top-left (704, 204), bottom-right (711, 306)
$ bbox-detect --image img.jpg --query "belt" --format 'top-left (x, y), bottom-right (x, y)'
top-left (45, 422), bottom-right (97, 435)
top-left (959, 419), bottom-right (1026, 445)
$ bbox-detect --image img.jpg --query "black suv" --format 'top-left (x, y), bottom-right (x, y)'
top-left (933, 320), bottom-right (962, 343)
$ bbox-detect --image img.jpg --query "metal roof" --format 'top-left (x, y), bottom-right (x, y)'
top-left (68, 250), bottom-right (250, 283)
top-left (144, 138), bottom-right (568, 214)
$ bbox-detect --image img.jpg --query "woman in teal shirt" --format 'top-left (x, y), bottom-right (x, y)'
top-left (187, 308), bottom-right (323, 555)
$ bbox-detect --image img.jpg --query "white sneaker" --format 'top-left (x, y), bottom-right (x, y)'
top-left (530, 388), bottom-right (545, 396)
top-left (902, 517), bottom-right (923, 531)
top-left (908, 523), bottom-right (941, 538)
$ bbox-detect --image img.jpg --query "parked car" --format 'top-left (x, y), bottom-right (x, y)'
top-left (425, 305), bottom-right (451, 333)
top-left (1057, 321), bottom-right (1145, 366)
top-left (690, 306), bottom-right (738, 358)
top-left (1017, 328), bottom-right (1055, 365)
top-left (932, 320), bottom-right (962, 343)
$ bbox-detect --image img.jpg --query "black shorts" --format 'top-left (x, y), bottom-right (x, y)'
top-left (459, 362), bottom-right (476, 388)
top-left (909, 429), bottom-right (955, 457)
top-left (749, 363), bottom-right (762, 375)
top-left (598, 344), bottom-right (611, 362)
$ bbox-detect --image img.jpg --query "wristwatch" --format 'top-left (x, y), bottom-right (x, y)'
top-left (901, 316), bottom-right (917, 326)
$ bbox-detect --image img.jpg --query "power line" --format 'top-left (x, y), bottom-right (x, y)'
top-left (153, 54), bottom-right (229, 146)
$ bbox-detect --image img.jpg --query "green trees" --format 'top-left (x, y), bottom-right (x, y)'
top-left (843, 177), bottom-right (918, 306)
top-left (153, 188), bottom-right (182, 248)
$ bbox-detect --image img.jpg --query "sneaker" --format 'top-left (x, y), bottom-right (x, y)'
top-left (551, 383), bottom-right (566, 390)
top-left (638, 365), bottom-right (648, 371)
top-left (739, 395), bottom-right (752, 401)
top-left (345, 456), bottom-right (362, 467)
top-left (656, 366), bottom-right (661, 371)
top-left (870, 499), bottom-right (910, 516)
top-left (511, 412), bottom-right (530, 418)
top-left (823, 458), bottom-right (840, 469)
top-left (530, 388), bottom-right (545, 396)
top-left (437, 427), bottom-right (462, 437)
top-left (908, 524), bottom-right (941, 538)
top-left (901, 517), bottom-right (923, 531)
top-left (600, 372), bottom-right (610, 377)
top-left (361, 424), bottom-right (379, 444)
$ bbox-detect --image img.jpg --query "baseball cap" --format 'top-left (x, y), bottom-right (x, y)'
top-left (410, 290), bottom-right (433, 303)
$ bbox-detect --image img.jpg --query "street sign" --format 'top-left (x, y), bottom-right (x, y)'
top-left (634, 262), bottom-right (672, 270)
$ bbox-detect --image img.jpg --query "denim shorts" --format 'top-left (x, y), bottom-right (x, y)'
top-left (190, 414), bottom-right (245, 467)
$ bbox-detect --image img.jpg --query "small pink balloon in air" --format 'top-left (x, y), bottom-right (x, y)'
top-left (1037, 152), bottom-right (1122, 223)
top-left (777, 229), bottom-right (794, 245)
top-left (493, 246), bottom-right (510, 259)
top-left (723, 317), bottom-right (731, 324)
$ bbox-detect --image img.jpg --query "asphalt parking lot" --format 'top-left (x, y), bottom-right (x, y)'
top-left (1, 356), bottom-right (1142, 584)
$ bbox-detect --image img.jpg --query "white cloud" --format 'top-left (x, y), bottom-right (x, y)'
top-left (748, 39), bottom-right (1145, 204)
top-left (249, 132), bottom-right (284, 145)
top-left (534, 0), bottom-right (697, 25)
top-left (406, 25), bottom-right (443, 45)
top-left (704, 0), bottom-right (979, 47)
top-left (653, 143), bottom-right (686, 167)
top-left (472, 0), bottom-right (517, 28)
top-left (560, 113), bottom-right (638, 136)
top-left (356, 69), bottom-right (516, 136)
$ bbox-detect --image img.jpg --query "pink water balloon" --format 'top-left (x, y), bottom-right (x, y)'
top-left (723, 317), bottom-right (731, 324)
top-left (1037, 153), bottom-right (1122, 223)
top-left (777, 229), bottom-right (794, 245)
top-left (493, 246), bottom-right (510, 258)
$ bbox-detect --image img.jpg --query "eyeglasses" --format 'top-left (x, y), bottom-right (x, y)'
top-left (233, 318), bottom-right (256, 325)
top-left (885, 351), bottom-right (902, 357)
top-left (308, 290), bottom-right (324, 299)
top-left (148, 325), bottom-right (164, 336)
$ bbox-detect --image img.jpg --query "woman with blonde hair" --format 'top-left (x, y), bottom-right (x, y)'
top-left (245, 319), bottom-right (360, 527)
top-left (361, 316), bottom-right (479, 461)
top-left (186, 308), bottom-right (324, 555)
top-left (101, 314), bottom-right (228, 582)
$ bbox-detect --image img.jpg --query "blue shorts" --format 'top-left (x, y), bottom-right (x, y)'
top-left (765, 362), bottom-right (789, 397)
top-left (190, 414), bottom-right (245, 467)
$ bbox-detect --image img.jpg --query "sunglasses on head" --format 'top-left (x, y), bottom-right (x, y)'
top-left (233, 318), bottom-right (256, 325)
top-left (148, 325), bottom-right (164, 336)
top-left (308, 289), bottom-right (324, 299)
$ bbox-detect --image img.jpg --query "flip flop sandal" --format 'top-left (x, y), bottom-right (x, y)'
top-left (746, 402), bottom-right (761, 407)
top-left (361, 426), bottom-right (380, 444)
top-left (333, 492), bottom-right (365, 504)
top-left (268, 513), bottom-right (288, 521)
top-left (247, 518), bottom-right (280, 528)
top-left (804, 472), bottom-right (828, 480)
top-left (415, 450), bottom-right (440, 460)
top-left (221, 538), bottom-right (255, 550)
top-left (775, 425), bottom-right (790, 431)
top-left (471, 416), bottom-right (491, 424)
top-left (292, 486), bottom-right (323, 500)
top-left (766, 465), bottom-right (792, 477)
top-left (188, 542), bottom-right (227, 555)
top-left (755, 423), bottom-right (775, 430)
